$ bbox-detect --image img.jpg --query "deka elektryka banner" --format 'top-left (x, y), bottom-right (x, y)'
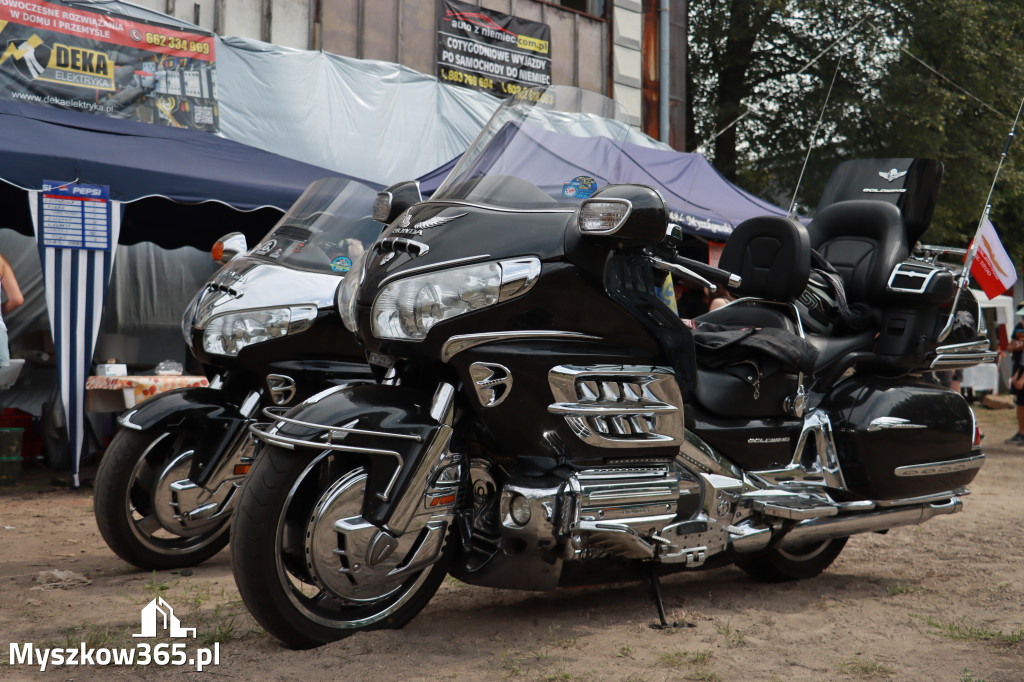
top-left (0, 0), bottom-right (217, 131)
top-left (437, 0), bottom-right (551, 98)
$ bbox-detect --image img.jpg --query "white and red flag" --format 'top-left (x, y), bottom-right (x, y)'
top-left (970, 217), bottom-right (1017, 299)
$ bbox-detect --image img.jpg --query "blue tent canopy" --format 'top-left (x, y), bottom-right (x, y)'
top-left (0, 99), bottom-right (381, 249)
top-left (417, 127), bottom-right (790, 241)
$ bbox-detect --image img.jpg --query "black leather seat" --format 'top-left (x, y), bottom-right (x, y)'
top-left (718, 215), bottom-right (810, 301)
top-left (806, 200), bottom-right (909, 306)
top-left (693, 215), bottom-right (813, 418)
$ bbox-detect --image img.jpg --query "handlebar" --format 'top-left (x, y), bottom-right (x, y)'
top-left (647, 247), bottom-right (742, 292)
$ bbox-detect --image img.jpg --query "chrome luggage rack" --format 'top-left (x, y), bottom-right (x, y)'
top-left (249, 406), bottom-right (425, 501)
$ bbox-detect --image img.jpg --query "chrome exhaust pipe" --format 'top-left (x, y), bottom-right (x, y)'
top-left (775, 497), bottom-right (962, 550)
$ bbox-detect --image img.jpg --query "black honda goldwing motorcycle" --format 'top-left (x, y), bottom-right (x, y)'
top-left (93, 177), bottom-right (380, 569)
top-left (230, 86), bottom-right (994, 648)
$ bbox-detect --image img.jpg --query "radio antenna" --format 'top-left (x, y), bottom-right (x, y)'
top-left (938, 91), bottom-right (1024, 341)
top-left (788, 56), bottom-right (843, 218)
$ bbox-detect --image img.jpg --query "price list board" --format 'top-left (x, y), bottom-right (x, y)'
top-left (40, 181), bottom-right (111, 251)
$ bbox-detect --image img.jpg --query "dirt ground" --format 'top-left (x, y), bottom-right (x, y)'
top-left (1, 405), bottom-right (1022, 682)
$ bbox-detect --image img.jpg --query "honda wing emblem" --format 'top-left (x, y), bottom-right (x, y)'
top-left (414, 213), bottom-right (467, 230)
top-left (878, 168), bottom-right (908, 183)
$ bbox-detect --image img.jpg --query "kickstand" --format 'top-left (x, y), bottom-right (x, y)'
top-left (645, 564), bottom-right (679, 630)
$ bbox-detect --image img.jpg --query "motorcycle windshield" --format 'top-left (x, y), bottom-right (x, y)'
top-left (431, 86), bottom-right (632, 210)
top-left (250, 177), bottom-right (380, 275)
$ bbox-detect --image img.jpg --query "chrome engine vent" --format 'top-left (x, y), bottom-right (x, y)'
top-left (547, 365), bottom-right (684, 448)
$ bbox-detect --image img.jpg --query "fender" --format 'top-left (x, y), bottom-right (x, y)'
top-left (255, 382), bottom-right (456, 534)
top-left (118, 387), bottom-right (250, 432)
top-left (118, 387), bottom-right (255, 487)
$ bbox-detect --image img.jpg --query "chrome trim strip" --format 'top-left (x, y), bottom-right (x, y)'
top-left (935, 339), bottom-right (994, 354)
top-left (548, 403), bottom-right (677, 416)
top-left (118, 409), bottom-right (143, 431)
top-left (895, 456), bottom-right (984, 478)
top-left (424, 199), bottom-right (576, 214)
top-left (930, 351), bottom-right (999, 369)
top-left (379, 255), bottom-right (492, 287)
top-left (867, 417), bottom-right (926, 432)
top-left (442, 331), bottom-right (601, 363)
top-left (260, 407), bottom-right (423, 442)
top-left (874, 488), bottom-right (970, 507)
top-left (887, 262), bottom-right (940, 294)
top-left (498, 257), bottom-right (542, 301)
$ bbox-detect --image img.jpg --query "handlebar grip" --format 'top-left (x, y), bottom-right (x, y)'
top-left (671, 255), bottom-right (742, 290)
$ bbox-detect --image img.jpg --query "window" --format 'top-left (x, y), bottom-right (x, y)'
top-left (549, 0), bottom-right (606, 19)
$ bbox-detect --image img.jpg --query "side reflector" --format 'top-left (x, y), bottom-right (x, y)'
top-left (429, 493), bottom-right (456, 507)
top-left (233, 464), bottom-right (251, 476)
top-left (211, 241), bottom-right (224, 262)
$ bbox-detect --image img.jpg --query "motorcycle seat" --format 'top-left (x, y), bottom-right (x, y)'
top-left (806, 328), bottom-right (877, 375)
top-left (717, 215), bottom-right (810, 301)
top-left (807, 200), bottom-right (909, 306)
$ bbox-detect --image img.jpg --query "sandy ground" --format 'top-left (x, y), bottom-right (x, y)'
top-left (1, 405), bottom-right (1022, 681)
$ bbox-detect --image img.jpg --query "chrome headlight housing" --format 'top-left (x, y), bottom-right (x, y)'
top-left (370, 257), bottom-right (540, 341)
top-left (201, 306), bottom-right (317, 356)
top-left (337, 247), bottom-right (373, 333)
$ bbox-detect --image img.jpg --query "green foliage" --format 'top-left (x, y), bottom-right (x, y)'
top-left (914, 613), bottom-right (1024, 645)
top-left (688, 0), bottom-right (1024, 260)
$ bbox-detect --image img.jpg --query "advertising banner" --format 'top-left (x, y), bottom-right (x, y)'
top-left (0, 0), bottom-right (217, 131)
top-left (437, 0), bottom-right (551, 98)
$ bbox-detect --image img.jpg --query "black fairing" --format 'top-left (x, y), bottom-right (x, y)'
top-left (686, 405), bottom-right (802, 471)
top-left (822, 376), bottom-right (978, 499)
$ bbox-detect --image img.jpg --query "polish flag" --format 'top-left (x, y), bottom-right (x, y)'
top-left (970, 217), bottom-right (1017, 299)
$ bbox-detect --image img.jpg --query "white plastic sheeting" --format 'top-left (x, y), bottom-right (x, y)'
top-left (215, 36), bottom-right (667, 186)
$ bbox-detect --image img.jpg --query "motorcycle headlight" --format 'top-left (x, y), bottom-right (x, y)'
top-left (338, 247), bottom-right (372, 333)
top-left (371, 257), bottom-right (540, 341)
top-left (202, 306), bottom-right (317, 356)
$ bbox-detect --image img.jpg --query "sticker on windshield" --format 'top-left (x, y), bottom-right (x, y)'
top-left (563, 176), bottom-right (597, 199)
top-left (331, 256), bottom-right (353, 273)
top-left (254, 239), bottom-right (277, 256)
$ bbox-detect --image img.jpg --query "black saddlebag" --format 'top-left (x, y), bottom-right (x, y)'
top-left (692, 323), bottom-right (818, 418)
top-left (826, 377), bottom-right (981, 500)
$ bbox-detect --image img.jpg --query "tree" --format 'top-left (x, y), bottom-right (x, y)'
top-left (687, 0), bottom-right (1024, 256)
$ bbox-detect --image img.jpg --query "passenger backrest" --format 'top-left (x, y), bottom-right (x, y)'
top-left (806, 200), bottom-right (907, 305)
top-left (717, 215), bottom-right (810, 302)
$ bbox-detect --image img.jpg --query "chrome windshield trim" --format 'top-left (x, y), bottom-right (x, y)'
top-left (442, 331), bottom-right (602, 363)
top-left (378, 254), bottom-right (492, 287)
top-left (424, 199), bottom-right (576, 214)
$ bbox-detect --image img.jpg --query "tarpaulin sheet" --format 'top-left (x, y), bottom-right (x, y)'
top-left (418, 126), bottom-right (791, 240)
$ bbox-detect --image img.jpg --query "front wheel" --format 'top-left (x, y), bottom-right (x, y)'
top-left (736, 537), bottom-right (848, 582)
top-left (93, 428), bottom-right (232, 569)
top-left (230, 445), bottom-right (453, 649)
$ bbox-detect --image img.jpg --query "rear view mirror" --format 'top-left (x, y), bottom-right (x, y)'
top-left (212, 232), bottom-right (248, 264)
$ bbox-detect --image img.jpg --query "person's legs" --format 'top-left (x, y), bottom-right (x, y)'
top-left (0, 329), bottom-right (9, 367)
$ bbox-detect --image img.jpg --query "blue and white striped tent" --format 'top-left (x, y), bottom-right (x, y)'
top-left (2, 100), bottom-right (379, 486)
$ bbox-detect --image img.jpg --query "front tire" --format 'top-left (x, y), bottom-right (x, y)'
top-left (231, 445), bottom-right (453, 649)
top-left (736, 537), bottom-right (848, 582)
top-left (94, 428), bottom-right (231, 569)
